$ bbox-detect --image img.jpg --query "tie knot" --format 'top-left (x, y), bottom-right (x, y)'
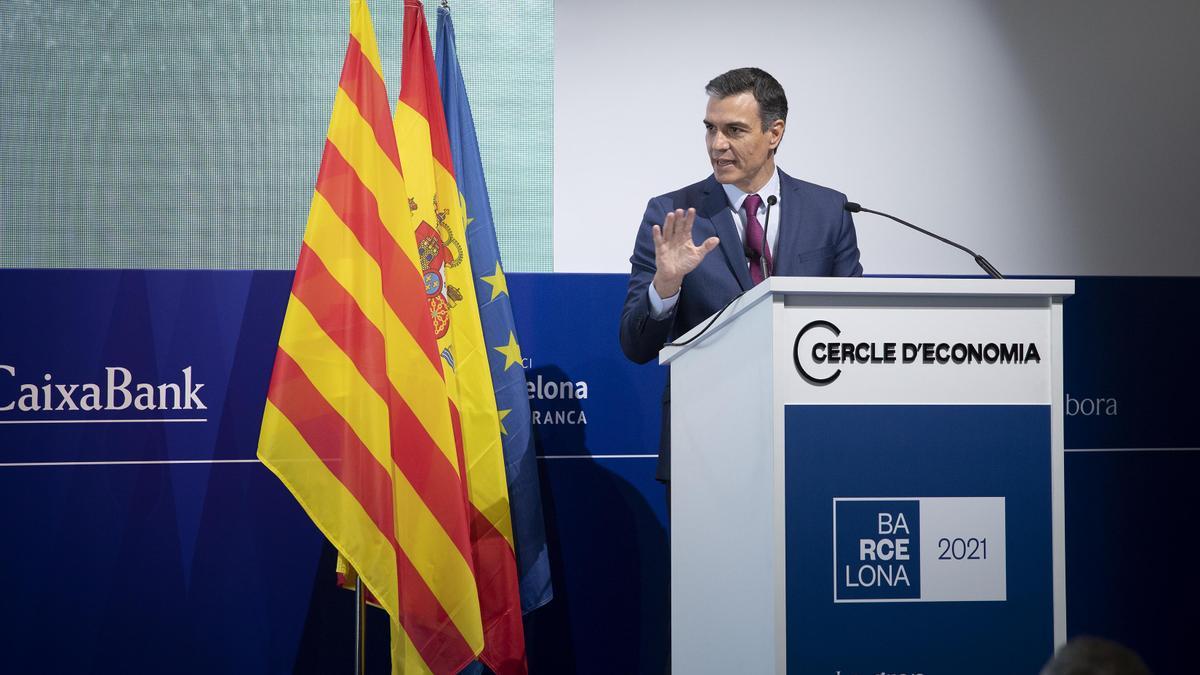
top-left (743, 193), bottom-right (763, 215)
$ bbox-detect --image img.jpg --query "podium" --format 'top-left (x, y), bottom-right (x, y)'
top-left (659, 277), bottom-right (1073, 675)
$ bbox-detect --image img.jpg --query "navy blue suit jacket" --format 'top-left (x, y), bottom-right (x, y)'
top-left (619, 170), bottom-right (863, 481)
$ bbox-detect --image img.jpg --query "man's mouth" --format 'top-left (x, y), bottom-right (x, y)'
top-left (713, 158), bottom-right (736, 169)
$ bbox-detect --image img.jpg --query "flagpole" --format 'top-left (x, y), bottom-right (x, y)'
top-left (354, 577), bottom-right (366, 675)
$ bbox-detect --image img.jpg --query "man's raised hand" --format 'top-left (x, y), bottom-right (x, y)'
top-left (651, 208), bottom-right (720, 299)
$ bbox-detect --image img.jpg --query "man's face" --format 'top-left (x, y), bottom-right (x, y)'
top-left (704, 92), bottom-right (785, 193)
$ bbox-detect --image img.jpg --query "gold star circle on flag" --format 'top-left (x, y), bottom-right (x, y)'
top-left (480, 261), bottom-right (508, 301)
top-left (493, 331), bottom-right (523, 371)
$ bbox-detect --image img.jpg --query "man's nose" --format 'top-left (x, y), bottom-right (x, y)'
top-left (711, 132), bottom-right (731, 151)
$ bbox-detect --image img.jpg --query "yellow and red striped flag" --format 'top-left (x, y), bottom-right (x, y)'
top-left (257, 1), bottom-right (486, 672)
top-left (395, 1), bottom-right (527, 672)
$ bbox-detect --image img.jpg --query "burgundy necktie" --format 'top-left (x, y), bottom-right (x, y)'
top-left (743, 193), bottom-right (772, 284)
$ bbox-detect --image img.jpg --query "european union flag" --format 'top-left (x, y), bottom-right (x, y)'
top-left (436, 5), bottom-right (553, 615)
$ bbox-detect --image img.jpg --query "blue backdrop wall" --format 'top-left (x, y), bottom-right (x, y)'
top-left (0, 270), bottom-right (1195, 673)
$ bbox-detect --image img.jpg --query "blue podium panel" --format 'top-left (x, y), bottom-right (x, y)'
top-left (785, 404), bottom-right (1053, 674)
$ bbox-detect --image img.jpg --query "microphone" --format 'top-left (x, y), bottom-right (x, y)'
top-left (844, 202), bottom-right (1004, 279)
top-left (762, 195), bottom-right (777, 279)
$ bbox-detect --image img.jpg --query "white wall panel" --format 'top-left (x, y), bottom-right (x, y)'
top-left (555, 1), bottom-right (1200, 276)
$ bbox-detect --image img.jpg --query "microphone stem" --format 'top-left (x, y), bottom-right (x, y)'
top-left (762, 198), bottom-right (774, 279)
top-left (856, 206), bottom-right (1004, 279)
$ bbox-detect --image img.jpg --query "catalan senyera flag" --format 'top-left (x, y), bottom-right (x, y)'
top-left (435, 4), bottom-right (552, 615)
top-left (394, 1), bottom-right (527, 673)
top-left (256, 1), bottom-right (485, 673)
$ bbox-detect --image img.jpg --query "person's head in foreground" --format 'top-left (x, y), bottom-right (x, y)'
top-left (1041, 636), bottom-right (1151, 675)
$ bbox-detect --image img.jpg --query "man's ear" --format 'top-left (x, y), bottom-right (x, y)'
top-left (769, 119), bottom-right (786, 153)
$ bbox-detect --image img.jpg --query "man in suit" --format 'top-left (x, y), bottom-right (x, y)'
top-left (619, 67), bottom-right (863, 483)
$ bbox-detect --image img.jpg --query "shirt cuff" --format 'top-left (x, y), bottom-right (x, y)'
top-left (648, 283), bottom-right (679, 319)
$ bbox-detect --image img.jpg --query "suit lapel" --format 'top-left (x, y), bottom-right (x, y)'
top-left (698, 177), bottom-right (752, 291)
top-left (773, 170), bottom-right (803, 276)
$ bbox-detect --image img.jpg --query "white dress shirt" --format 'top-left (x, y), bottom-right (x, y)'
top-left (648, 168), bottom-right (783, 318)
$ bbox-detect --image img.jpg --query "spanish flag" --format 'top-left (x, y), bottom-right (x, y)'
top-left (395, 1), bottom-right (527, 672)
top-left (257, 1), bottom-right (484, 672)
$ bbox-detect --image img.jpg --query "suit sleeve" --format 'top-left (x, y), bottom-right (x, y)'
top-left (619, 196), bottom-right (679, 364)
top-left (833, 197), bottom-right (865, 277)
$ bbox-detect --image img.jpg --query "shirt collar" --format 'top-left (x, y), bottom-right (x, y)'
top-left (721, 167), bottom-right (781, 213)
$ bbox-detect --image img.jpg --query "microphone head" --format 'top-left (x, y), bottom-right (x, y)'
top-left (767, 195), bottom-right (778, 206)
top-left (844, 201), bottom-right (862, 213)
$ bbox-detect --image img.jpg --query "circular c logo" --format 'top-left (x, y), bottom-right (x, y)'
top-left (794, 320), bottom-right (842, 385)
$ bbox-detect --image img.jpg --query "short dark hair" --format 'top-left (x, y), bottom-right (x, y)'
top-left (705, 67), bottom-right (788, 131)
top-left (1041, 637), bottom-right (1151, 675)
